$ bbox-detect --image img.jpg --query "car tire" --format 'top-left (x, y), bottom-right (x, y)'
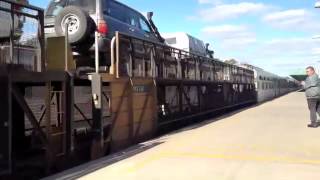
top-left (54, 6), bottom-right (95, 45)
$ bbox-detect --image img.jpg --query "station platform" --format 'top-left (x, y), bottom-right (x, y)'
top-left (45, 91), bottom-right (320, 180)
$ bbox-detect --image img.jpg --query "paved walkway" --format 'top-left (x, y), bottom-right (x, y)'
top-left (48, 92), bottom-right (320, 180)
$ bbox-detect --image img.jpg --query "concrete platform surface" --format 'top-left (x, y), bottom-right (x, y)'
top-left (47, 92), bottom-right (320, 180)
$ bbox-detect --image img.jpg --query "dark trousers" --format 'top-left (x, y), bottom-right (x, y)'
top-left (307, 98), bottom-right (320, 123)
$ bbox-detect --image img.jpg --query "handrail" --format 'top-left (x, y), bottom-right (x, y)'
top-left (116, 32), bottom-right (120, 78)
top-left (110, 36), bottom-right (116, 75)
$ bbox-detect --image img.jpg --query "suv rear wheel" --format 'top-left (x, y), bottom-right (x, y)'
top-left (54, 6), bottom-right (95, 47)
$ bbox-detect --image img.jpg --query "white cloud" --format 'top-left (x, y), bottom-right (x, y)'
top-left (241, 37), bottom-right (320, 75)
top-left (198, 0), bottom-right (222, 5)
top-left (197, 2), bottom-right (270, 21)
top-left (202, 25), bottom-right (250, 38)
top-left (201, 25), bottom-right (256, 49)
top-left (312, 48), bottom-right (320, 55)
top-left (192, 1), bottom-right (320, 75)
top-left (260, 38), bottom-right (318, 56)
top-left (262, 9), bottom-right (320, 32)
top-left (263, 9), bottom-right (307, 22)
top-left (207, 36), bottom-right (320, 75)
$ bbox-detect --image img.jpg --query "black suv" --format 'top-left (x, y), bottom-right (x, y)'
top-left (44, 0), bottom-right (164, 59)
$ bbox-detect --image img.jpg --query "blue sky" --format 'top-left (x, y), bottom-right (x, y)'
top-left (30, 0), bottom-right (320, 76)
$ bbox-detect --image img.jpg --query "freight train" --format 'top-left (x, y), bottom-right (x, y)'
top-left (162, 32), bottom-right (299, 104)
top-left (0, 0), bottom-right (299, 179)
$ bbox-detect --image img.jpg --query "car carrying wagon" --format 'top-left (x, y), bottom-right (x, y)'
top-left (0, 0), bottom-right (264, 179)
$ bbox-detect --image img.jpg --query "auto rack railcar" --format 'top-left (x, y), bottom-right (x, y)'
top-left (0, 0), bottom-right (256, 178)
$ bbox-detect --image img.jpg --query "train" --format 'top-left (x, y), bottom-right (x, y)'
top-left (161, 32), bottom-right (300, 104)
top-left (242, 64), bottom-right (299, 103)
top-left (0, 1), bottom-right (300, 178)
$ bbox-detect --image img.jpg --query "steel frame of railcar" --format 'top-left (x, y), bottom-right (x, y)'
top-left (112, 32), bottom-right (257, 128)
top-left (0, 1), bottom-right (256, 178)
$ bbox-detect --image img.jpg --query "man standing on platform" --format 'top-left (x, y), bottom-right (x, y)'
top-left (303, 66), bottom-right (320, 128)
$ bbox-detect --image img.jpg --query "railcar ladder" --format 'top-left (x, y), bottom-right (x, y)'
top-left (45, 74), bottom-right (73, 169)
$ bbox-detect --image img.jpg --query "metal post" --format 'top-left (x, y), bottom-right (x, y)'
top-left (45, 82), bottom-right (53, 173)
top-left (38, 10), bottom-right (45, 72)
top-left (110, 37), bottom-right (116, 75)
top-left (10, 5), bottom-right (14, 65)
top-left (129, 53), bottom-right (133, 77)
top-left (95, 0), bottom-right (100, 73)
top-left (89, 0), bottom-right (104, 159)
top-left (116, 32), bottom-right (120, 78)
top-left (63, 73), bottom-right (74, 155)
top-left (90, 73), bottom-right (104, 159)
top-left (151, 49), bottom-right (155, 78)
top-left (65, 23), bottom-right (69, 71)
top-left (0, 72), bottom-right (12, 174)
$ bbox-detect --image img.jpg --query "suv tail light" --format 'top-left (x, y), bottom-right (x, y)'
top-left (97, 20), bottom-right (108, 35)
